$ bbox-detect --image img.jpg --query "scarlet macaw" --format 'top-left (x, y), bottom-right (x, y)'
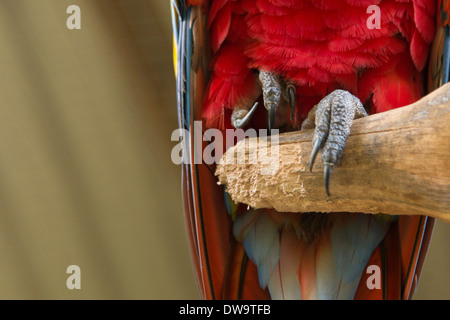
top-left (171, 0), bottom-right (449, 299)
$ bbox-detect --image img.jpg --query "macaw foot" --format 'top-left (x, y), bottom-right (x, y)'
top-left (231, 102), bottom-right (259, 129)
top-left (231, 70), bottom-right (295, 130)
top-left (302, 90), bottom-right (368, 196)
top-left (259, 71), bottom-right (296, 131)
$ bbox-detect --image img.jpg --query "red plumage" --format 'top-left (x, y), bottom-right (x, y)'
top-left (203, 0), bottom-right (436, 127)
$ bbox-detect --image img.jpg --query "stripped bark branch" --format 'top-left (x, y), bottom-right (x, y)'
top-left (216, 83), bottom-right (450, 223)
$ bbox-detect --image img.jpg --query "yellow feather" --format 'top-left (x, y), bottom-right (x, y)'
top-left (173, 37), bottom-right (178, 77)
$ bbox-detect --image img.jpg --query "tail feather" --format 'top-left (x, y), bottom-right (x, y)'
top-left (298, 242), bottom-right (318, 299)
top-left (315, 230), bottom-right (341, 300)
top-left (268, 224), bottom-right (304, 300)
top-left (331, 215), bottom-right (390, 285)
top-left (234, 212), bottom-right (391, 300)
top-left (398, 216), bottom-right (435, 299)
top-left (233, 210), bottom-right (280, 289)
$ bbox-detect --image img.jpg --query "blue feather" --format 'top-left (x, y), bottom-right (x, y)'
top-left (316, 214), bottom-right (390, 300)
top-left (233, 210), bottom-right (280, 289)
top-left (442, 25), bottom-right (450, 84)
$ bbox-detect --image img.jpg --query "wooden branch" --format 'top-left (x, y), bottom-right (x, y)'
top-left (215, 83), bottom-right (450, 223)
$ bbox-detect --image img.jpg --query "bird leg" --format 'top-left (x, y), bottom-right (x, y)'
top-left (302, 90), bottom-right (368, 196)
top-left (283, 83), bottom-right (296, 121)
top-left (259, 71), bottom-right (282, 131)
top-left (231, 71), bottom-right (294, 131)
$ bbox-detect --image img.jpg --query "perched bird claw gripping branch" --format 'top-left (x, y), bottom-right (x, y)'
top-left (306, 90), bottom-right (368, 196)
top-left (172, 0), bottom-right (450, 300)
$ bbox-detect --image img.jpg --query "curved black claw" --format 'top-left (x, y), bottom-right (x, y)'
top-left (309, 136), bottom-right (324, 173)
top-left (307, 90), bottom-right (368, 196)
top-left (231, 102), bottom-right (259, 129)
top-left (323, 164), bottom-right (333, 197)
top-left (286, 84), bottom-right (296, 121)
top-left (268, 104), bottom-right (276, 132)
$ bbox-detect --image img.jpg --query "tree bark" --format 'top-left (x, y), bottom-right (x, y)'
top-left (215, 83), bottom-right (450, 223)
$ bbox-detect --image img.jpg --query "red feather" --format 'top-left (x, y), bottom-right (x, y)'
top-left (203, 0), bottom-right (436, 124)
top-left (209, 1), bottom-right (231, 52)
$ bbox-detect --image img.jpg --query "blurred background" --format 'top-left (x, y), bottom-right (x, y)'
top-left (0, 0), bottom-right (447, 299)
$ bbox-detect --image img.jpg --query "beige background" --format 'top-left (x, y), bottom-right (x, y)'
top-left (0, 0), bottom-right (446, 299)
